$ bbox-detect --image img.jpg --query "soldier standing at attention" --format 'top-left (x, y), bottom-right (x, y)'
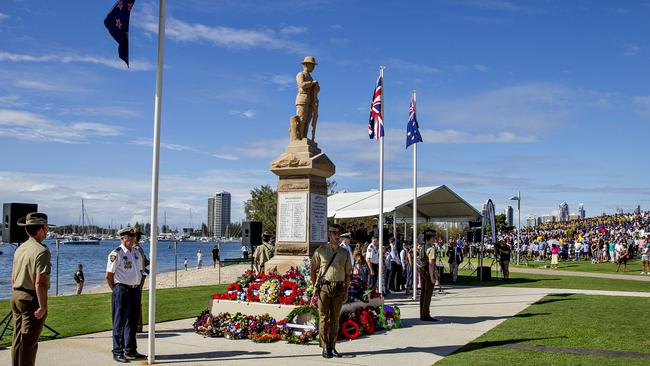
top-left (106, 228), bottom-right (146, 363)
top-left (311, 225), bottom-right (352, 359)
top-left (295, 56), bottom-right (320, 140)
top-left (11, 212), bottom-right (53, 366)
top-left (253, 232), bottom-right (275, 273)
top-left (418, 230), bottom-right (439, 322)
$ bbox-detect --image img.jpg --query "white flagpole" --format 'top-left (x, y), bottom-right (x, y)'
top-left (412, 91), bottom-right (418, 301)
top-left (147, 0), bottom-right (166, 364)
top-left (378, 66), bottom-right (385, 298)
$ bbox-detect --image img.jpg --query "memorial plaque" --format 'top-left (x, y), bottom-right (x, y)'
top-left (278, 192), bottom-right (308, 242)
top-left (310, 193), bottom-right (327, 243)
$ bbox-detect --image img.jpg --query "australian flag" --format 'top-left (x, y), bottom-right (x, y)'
top-left (368, 74), bottom-right (384, 140)
top-left (406, 95), bottom-right (423, 148)
top-left (104, 0), bottom-right (135, 66)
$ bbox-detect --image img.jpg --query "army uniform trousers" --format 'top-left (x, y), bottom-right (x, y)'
top-left (418, 269), bottom-right (434, 319)
top-left (11, 289), bottom-right (45, 366)
top-left (112, 284), bottom-right (141, 356)
top-left (318, 282), bottom-right (346, 349)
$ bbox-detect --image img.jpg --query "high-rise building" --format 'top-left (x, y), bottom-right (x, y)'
top-left (635, 205), bottom-right (641, 214)
top-left (559, 202), bottom-right (569, 222)
top-left (569, 213), bottom-right (580, 221)
top-left (208, 191), bottom-right (231, 238)
top-left (541, 215), bottom-right (556, 224)
top-left (526, 216), bottom-right (537, 227)
top-left (578, 203), bottom-right (585, 219)
top-left (506, 206), bottom-right (514, 227)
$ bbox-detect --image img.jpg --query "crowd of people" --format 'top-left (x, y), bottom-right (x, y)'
top-left (498, 211), bottom-right (650, 273)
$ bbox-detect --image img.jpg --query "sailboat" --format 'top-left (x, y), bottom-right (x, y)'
top-left (63, 199), bottom-right (101, 245)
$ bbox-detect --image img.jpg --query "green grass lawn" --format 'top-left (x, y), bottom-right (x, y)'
top-left (0, 284), bottom-right (225, 347)
top-left (510, 258), bottom-right (648, 275)
top-left (437, 294), bottom-right (650, 366)
top-left (445, 269), bottom-right (650, 293)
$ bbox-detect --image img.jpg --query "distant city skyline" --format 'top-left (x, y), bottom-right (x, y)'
top-left (208, 191), bottom-right (231, 237)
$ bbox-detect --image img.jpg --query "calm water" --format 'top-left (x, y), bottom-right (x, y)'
top-left (0, 240), bottom-right (245, 300)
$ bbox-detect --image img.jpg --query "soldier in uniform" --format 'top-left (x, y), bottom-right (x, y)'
top-left (132, 227), bottom-right (149, 333)
top-left (295, 55), bottom-right (320, 140)
top-left (418, 230), bottom-right (439, 322)
top-left (11, 212), bottom-right (53, 366)
top-left (253, 231), bottom-right (274, 273)
top-left (310, 225), bottom-right (352, 359)
top-left (105, 228), bottom-right (146, 363)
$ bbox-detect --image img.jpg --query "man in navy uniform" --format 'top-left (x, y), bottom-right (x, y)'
top-left (106, 228), bottom-right (146, 363)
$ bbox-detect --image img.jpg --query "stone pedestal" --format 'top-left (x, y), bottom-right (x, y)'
top-left (264, 138), bottom-right (335, 274)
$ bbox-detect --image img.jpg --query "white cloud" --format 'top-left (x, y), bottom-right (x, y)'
top-left (229, 109), bottom-right (256, 119)
top-left (280, 25), bottom-right (307, 35)
top-left (131, 137), bottom-right (239, 160)
top-left (388, 59), bottom-right (439, 75)
top-left (424, 82), bottom-right (573, 133)
top-left (633, 95), bottom-right (650, 119)
top-left (0, 95), bottom-right (26, 108)
top-left (13, 79), bottom-right (58, 91)
top-left (0, 108), bottom-right (123, 143)
top-left (0, 51), bottom-right (154, 71)
top-left (136, 5), bottom-right (310, 54)
top-left (624, 44), bottom-right (641, 56)
top-left (420, 129), bottom-right (536, 143)
top-left (0, 12), bottom-right (8, 22)
top-left (461, 0), bottom-right (531, 13)
top-left (270, 74), bottom-right (294, 87)
top-left (330, 24), bottom-right (344, 30)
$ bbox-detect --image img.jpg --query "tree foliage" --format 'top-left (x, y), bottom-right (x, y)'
top-left (244, 185), bottom-right (277, 234)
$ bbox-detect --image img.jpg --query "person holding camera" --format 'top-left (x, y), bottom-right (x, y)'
top-left (310, 225), bottom-right (352, 359)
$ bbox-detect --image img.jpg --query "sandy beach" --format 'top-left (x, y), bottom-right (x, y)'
top-left (88, 263), bottom-right (250, 294)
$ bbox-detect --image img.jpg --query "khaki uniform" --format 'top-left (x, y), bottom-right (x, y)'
top-left (11, 237), bottom-right (51, 366)
top-left (418, 243), bottom-right (436, 319)
top-left (312, 244), bottom-right (352, 349)
top-left (253, 242), bottom-right (274, 273)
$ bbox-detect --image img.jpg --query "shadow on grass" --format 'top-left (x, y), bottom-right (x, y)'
top-left (447, 274), bottom-right (560, 288)
top-left (452, 336), bottom-right (565, 356)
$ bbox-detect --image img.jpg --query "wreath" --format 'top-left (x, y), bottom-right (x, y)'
top-left (340, 319), bottom-right (360, 340)
top-left (358, 309), bottom-right (375, 335)
top-left (379, 305), bottom-right (401, 330)
top-left (284, 305), bottom-right (319, 325)
top-left (249, 332), bottom-right (281, 343)
top-left (285, 330), bottom-right (317, 344)
top-left (225, 283), bottom-right (242, 300)
top-left (279, 280), bottom-right (300, 305)
top-left (247, 283), bottom-right (261, 302)
top-left (259, 279), bottom-right (280, 303)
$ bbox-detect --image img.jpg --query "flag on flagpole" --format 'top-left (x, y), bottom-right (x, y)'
top-left (406, 95), bottom-right (423, 148)
top-left (104, 0), bottom-right (136, 66)
top-left (368, 74), bottom-right (384, 140)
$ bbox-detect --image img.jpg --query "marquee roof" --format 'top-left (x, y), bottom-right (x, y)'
top-left (327, 185), bottom-right (481, 221)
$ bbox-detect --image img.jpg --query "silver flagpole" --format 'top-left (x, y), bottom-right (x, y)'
top-left (378, 66), bottom-right (385, 298)
top-left (147, 0), bottom-right (166, 364)
top-left (412, 91), bottom-right (418, 301)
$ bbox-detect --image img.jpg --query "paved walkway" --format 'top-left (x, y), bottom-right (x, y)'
top-left (508, 266), bottom-right (650, 281)
top-left (0, 286), bottom-right (646, 366)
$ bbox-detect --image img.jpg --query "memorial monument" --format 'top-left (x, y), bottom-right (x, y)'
top-left (265, 56), bottom-right (335, 273)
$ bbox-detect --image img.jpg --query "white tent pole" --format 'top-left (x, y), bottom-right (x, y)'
top-left (147, 0), bottom-right (166, 364)
top-left (378, 65), bottom-right (385, 298)
top-left (412, 91), bottom-right (418, 301)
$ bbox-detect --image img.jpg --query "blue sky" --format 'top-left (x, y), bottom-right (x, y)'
top-left (1, 0), bottom-right (649, 228)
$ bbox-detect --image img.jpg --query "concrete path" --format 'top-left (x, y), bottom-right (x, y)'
top-left (1, 286), bottom-right (646, 366)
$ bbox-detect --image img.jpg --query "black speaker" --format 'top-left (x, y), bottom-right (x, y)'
top-left (3, 203), bottom-right (38, 244)
top-left (469, 220), bottom-right (482, 228)
top-left (477, 266), bottom-right (491, 281)
top-left (242, 221), bottom-right (262, 247)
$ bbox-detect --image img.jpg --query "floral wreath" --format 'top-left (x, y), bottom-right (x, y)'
top-left (259, 279), bottom-right (280, 304)
top-left (247, 283), bottom-right (261, 302)
top-left (340, 319), bottom-right (360, 340)
top-left (278, 280), bottom-right (301, 305)
top-left (357, 309), bottom-right (375, 335)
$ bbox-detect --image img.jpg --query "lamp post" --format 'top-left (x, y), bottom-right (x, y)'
top-left (509, 192), bottom-right (521, 265)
